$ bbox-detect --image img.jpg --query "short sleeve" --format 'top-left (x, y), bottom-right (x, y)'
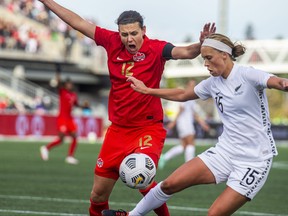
top-left (194, 78), bottom-right (213, 100)
top-left (94, 26), bottom-right (116, 49)
top-left (243, 67), bottom-right (274, 89)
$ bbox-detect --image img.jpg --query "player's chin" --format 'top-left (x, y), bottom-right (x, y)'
top-left (210, 71), bottom-right (220, 77)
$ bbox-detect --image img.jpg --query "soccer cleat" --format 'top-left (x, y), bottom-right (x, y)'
top-left (65, 156), bottom-right (79, 165)
top-left (40, 146), bottom-right (49, 161)
top-left (158, 154), bottom-right (166, 170)
top-left (101, 209), bottom-right (129, 216)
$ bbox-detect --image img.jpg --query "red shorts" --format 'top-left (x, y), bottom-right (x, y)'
top-left (57, 117), bottom-right (77, 134)
top-left (95, 122), bottom-right (167, 180)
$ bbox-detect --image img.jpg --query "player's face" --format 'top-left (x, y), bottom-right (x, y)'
top-left (201, 46), bottom-right (230, 78)
top-left (65, 82), bottom-right (73, 90)
top-left (119, 22), bottom-right (146, 54)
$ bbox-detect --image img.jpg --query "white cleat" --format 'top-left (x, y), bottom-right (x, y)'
top-left (40, 146), bottom-right (49, 161)
top-left (65, 156), bottom-right (79, 165)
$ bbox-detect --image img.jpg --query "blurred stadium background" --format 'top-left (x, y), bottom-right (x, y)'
top-left (0, 0), bottom-right (288, 215)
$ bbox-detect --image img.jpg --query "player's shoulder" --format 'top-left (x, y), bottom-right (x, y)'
top-left (237, 64), bottom-right (259, 74)
top-left (146, 36), bottom-right (169, 49)
top-left (95, 26), bottom-right (121, 45)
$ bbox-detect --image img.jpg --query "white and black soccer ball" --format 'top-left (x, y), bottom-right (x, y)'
top-left (119, 153), bottom-right (156, 189)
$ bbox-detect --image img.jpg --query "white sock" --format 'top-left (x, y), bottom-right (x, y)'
top-left (129, 182), bottom-right (172, 216)
top-left (185, 145), bottom-right (195, 162)
top-left (164, 145), bottom-right (184, 161)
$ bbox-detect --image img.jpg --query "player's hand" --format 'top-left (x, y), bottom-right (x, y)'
top-left (281, 79), bottom-right (288, 91)
top-left (166, 121), bottom-right (176, 130)
top-left (199, 23), bottom-right (216, 44)
top-left (127, 76), bottom-right (149, 94)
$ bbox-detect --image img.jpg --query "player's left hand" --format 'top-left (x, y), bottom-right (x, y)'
top-left (199, 23), bottom-right (216, 44)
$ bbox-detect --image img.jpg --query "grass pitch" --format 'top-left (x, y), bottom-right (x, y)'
top-left (0, 139), bottom-right (287, 216)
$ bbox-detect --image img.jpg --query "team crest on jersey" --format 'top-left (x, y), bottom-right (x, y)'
top-left (97, 158), bottom-right (104, 168)
top-left (133, 52), bottom-right (145, 62)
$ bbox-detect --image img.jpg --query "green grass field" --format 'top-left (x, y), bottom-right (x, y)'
top-left (0, 139), bottom-right (288, 216)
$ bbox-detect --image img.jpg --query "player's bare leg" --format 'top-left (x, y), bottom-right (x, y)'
top-left (90, 174), bottom-right (117, 216)
top-left (182, 134), bottom-right (195, 162)
top-left (119, 157), bottom-right (215, 216)
top-left (208, 186), bottom-right (248, 216)
top-left (161, 157), bottom-right (215, 194)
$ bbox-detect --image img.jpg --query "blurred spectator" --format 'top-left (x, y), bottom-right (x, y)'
top-left (0, 95), bottom-right (8, 109)
top-left (64, 25), bottom-right (76, 59)
top-left (82, 100), bottom-right (92, 116)
top-left (0, 18), bottom-right (40, 52)
top-left (0, 0), bottom-right (96, 55)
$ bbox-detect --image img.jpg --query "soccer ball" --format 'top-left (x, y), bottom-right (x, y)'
top-left (119, 153), bottom-right (156, 189)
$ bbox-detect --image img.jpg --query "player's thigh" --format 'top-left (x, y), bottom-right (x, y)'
top-left (208, 186), bottom-right (248, 216)
top-left (67, 118), bottom-right (77, 134)
top-left (134, 123), bottom-right (166, 165)
top-left (162, 157), bottom-right (215, 195)
top-left (91, 174), bottom-right (117, 202)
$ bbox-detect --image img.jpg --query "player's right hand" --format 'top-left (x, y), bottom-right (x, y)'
top-left (127, 77), bottom-right (149, 94)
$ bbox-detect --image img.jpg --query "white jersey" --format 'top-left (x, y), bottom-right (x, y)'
top-left (194, 64), bottom-right (278, 161)
top-left (176, 100), bottom-right (196, 138)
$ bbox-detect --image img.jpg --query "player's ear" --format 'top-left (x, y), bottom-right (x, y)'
top-left (142, 25), bottom-right (146, 37)
top-left (222, 51), bottom-right (229, 60)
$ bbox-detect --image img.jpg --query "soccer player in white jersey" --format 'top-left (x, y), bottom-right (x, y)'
top-left (159, 80), bottom-right (210, 169)
top-left (102, 33), bottom-right (288, 216)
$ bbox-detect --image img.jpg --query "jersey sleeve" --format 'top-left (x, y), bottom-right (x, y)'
top-left (194, 78), bottom-right (213, 100)
top-left (94, 26), bottom-right (115, 49)
top-left (243, 67), bottom-right (274, 89)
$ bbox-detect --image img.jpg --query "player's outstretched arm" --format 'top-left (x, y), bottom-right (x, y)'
top-left (127, 77), bottom-right (199, 102)
top-left (38, 0), bottom-right (96, 39)
top-left (171, 23), bottom-right (216, 60)
top-left (267, 76), bottom-right (288, 91)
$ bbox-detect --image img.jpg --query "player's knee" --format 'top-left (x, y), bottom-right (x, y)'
top-left (160, 179), bottom-right (176, 195)
top-left (90, 189), bottom-right (107, 203)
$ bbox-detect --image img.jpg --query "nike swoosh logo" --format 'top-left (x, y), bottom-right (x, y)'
top-left (235, 84), bottom-right (242, 92)
top-left (117, 57), bottom-right (123, 61)
top-left (140, 146), bottom-right (150, 150)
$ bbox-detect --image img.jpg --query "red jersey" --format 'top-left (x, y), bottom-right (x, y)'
top-left (94, 26), bottom-right (168, 127)
top-left (58, 88), bottom-right (78, 119)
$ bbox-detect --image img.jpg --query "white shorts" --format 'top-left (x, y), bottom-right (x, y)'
top-left (198, 146), bottom-right (273, 200)
top-left (176, 121), bottom-right (195, 138)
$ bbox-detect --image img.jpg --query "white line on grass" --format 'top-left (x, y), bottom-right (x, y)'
top-left (272, 161), bottom-right (288, 170)
top-left (0, 209), bottom-right (86, 216)
top-left (0, 195), bottom-right (287, 216)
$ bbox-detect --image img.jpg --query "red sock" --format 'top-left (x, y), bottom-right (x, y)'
top-left (46, 138), bottom-right (62, 150)
top-left (68, 137), bottom-right (77, 156)
top-left (139, 181), bottom-right (170, 216)
top-left (89, 199), bottom-right (109, 216)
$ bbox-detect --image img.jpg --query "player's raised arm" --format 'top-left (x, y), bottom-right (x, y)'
top-left (127, 76), bottom-right (199, 102)
top-left (38, 0), bottom-right (96, 39)
top-left (171, 23), bottom-right (216, 60)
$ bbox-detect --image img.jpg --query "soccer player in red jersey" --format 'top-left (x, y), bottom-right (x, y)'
top-left (40, 65), bottom-right (80, 165)
top-left (38, 1), bottom-right (216, 215)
